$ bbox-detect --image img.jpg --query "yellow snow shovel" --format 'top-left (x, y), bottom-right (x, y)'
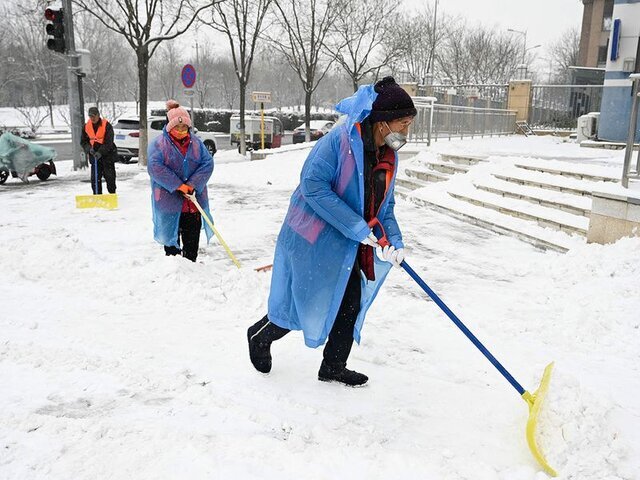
top-left (184, 193), bottom-right (241, 269)
top-left (401, 260), bottom-right (557, 476)
top-left (75, 193), bottom-right (118, 209)
top-left (75, 155), bottom-right (118, 209)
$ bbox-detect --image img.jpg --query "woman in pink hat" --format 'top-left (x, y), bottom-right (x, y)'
top-left (147, 100), bottom-right (214, 262)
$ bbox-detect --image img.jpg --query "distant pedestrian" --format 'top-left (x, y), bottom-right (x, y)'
top-left (80, 106), bottom-right (117, 194)
top-left (247, 77), bottom-right (416, 386)
top-left (147, 100), bottom-right (214, 262)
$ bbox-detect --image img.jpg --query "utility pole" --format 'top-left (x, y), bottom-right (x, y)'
top-left (62, 0), bottom-right (86, 170)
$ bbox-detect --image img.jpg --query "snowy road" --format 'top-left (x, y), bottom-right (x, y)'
top-left (1, 141), bottom-right (639, 479)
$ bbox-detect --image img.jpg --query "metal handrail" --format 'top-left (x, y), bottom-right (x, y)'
top-left (622, 74), bottom-right (640, 188)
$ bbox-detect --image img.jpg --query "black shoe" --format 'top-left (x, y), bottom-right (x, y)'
top-left (318, 361), bottom-right (368, 387)
top-left (247, 321), bottom-right (272, 374)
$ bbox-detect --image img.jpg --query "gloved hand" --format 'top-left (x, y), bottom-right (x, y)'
top-left (381, 245), bottom-right (405, 268)
top-left (360, 231), bottom-right (379, 248)
top-left (89, 148), bottom-right (96, 156)
top-left (93, 151), bottom-right (102, 160)
top-left (177, 183), bottom-right (194, 196)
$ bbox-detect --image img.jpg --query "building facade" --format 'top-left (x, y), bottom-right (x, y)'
top-left (597, 0), bottom-right (640, 141)
top-left (579, 0), bottom-right (615, 68)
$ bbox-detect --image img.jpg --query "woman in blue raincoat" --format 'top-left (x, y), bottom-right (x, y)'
top-left (148, 100), bottom-right (214, 262)
top-left (248, 77), bottom-right (417, 386)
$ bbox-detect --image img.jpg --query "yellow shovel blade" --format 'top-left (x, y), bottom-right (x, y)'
top-left (75, 193), bottom-right (118, 210)
top-left (521, 362), bottom-right (557, 477)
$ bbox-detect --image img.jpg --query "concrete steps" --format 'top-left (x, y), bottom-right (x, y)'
top-left (395, 152), bottom-right (622, 251)
top-left (409, 191), bottom-right (577, 253)
top-left (514, 162), bottom-right (619, 183)
top-left (473, 178), bottom-right (591, 217)
top-left (446, 187), bottom-right (589, 236)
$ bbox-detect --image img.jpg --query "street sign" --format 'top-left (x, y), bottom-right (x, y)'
top-left (181, 64), bottom-right (196, 88)
top-left (184, 88), bottom-right (195, 97)
top-left (251, 91), bottom-right (272, 103)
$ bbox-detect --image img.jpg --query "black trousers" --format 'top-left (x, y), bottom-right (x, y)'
top-left (164, 212), bottom-right (202, 262)
top-left (252, 264), bottom-right (362, 366)
top-left (90, 157), bottom-right (117, 194)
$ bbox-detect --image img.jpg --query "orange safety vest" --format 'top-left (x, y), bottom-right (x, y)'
top-left (84, 119), bottom-right (107, 147)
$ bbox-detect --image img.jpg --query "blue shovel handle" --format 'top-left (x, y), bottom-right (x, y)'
top-left (400, 260), bottom-right (526, 396)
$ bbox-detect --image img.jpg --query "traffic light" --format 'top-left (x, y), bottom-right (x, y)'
top-left (45, 8), bottom-right (66, 54)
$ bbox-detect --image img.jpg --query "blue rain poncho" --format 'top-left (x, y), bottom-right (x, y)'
top-left (268, 84), bottom-right (404, 348)
top-left (147, 128), bottom-right (214, 247)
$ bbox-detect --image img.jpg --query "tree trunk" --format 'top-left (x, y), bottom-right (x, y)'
top-left (48, 103), bottom-right (54, 128)
top-left (304, 89), bottom-right (312, 142)
top-left (138, 48), bottom-right (149, 166)
top-left (239, 82), bottom-right (247, 155)
top-left (352, 76), bottom-right (358, 93)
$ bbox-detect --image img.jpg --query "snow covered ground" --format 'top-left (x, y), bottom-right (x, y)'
top-left (1, 138), bottom-right (639, 479)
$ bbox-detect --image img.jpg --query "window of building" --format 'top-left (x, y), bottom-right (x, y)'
top-left (602, 0), bottom-right (614, 31)
top-left (636, 38), bottom-right (640, 73)
top-left (598, 41), bottom-right (609, 67)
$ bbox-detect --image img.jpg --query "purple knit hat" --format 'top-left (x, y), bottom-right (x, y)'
top-left (369, 76), bottom-right (417, 123)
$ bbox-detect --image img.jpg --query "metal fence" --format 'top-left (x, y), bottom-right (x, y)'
top-left (410, 97), bottom-right (517, 145)
top-left (417, 84), bottom-right (509, 110)
top-left (530, 85), bottom-right (607, 129)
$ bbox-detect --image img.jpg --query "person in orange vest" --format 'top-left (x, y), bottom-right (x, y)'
top-left (80, 106), bottom-right (117, 194)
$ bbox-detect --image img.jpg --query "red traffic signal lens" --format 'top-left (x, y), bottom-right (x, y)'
top-left (45, 8), bottom-right (62, 21)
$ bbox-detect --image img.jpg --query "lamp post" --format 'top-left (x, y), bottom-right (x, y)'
top-left (508, 28), bottom-right (528, 64)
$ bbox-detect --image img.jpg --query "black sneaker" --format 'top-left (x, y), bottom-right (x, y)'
top-left (318, 361), bottom-right (368, 387)
top-left (247, 321), bottom-right (272, 374)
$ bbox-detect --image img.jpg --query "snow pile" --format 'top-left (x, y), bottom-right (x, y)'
top-left (1, 138), bottom-right (639, 479)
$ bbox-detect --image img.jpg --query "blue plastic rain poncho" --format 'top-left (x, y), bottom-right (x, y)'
top-left (268, 85), bottom-right (404, 347)
top-left (147, 128), bottom-right (214, 247)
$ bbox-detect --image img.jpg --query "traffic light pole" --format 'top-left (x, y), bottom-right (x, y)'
top-left (62, 0), bottom-right (86, 171)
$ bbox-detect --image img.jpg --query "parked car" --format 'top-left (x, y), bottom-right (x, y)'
top-left (292, 120), bottom-right (335, 144)
top-left (0, 132), bottom-right (56, 184)
top-left (113, 116), bottom-right (217, 163)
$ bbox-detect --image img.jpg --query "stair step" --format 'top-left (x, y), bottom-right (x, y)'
top-left (426, 160), bottom-right (469, 175)
top-left (447, 188), bottom-right (588, 236)
top-left (493, 171), bottom-right (595, 197)
top-left (405, 167), bottom-right (450, 183)
top-left (439, 153), bottom-right (488, 166)
top-left (395, 175), bottom-right (429, 191)
top-left (474, 179), bottom-right (591, 217)
top-left (514, 162), bottom-right (619, 183)
top-left (407, 191), bottom-right (580, 252)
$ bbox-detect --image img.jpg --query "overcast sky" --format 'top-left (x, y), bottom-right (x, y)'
top-left (404, 0), bottom-right (583, 51)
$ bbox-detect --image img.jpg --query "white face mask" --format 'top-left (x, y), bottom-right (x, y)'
top-left (383, 122), bottom-right (407, 151)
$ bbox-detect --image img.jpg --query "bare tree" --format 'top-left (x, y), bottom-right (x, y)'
top-left (203, 0), bottom-right (273, 154)
top-left (389, 6), bottom-right (448, 84)
top-left (151, 41), bottom-right (180, 101)
top-left (548, 27), bottom-right (580, 84)
top-left (15, 106), bottom-right (49, 134)
top-left (437, 21), bottom-right (522, 84)
top-left (269, 0), bottom-right (342, 141)
top-left (75, 14), bottom-right (131, 110)
top-left (73, 0), bottom-right (219, 165)
top-left (326, 0), bottom-right (400, 92)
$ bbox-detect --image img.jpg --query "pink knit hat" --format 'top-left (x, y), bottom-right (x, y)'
top-left (166, 99), bottom-right (191, 131)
